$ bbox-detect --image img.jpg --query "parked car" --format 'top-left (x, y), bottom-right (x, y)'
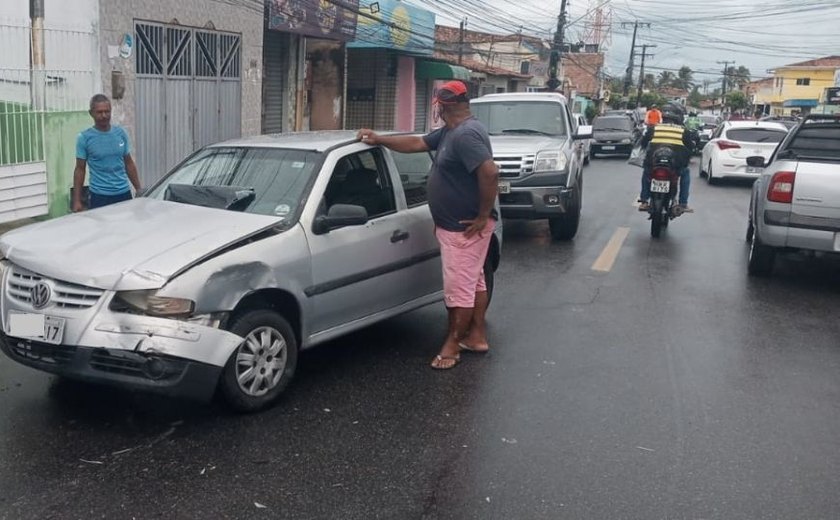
top-left (471, 92), bottom-right (590, 240)
top-left (697, 115), bottom-right (722, 147)
top-left (590, 115), bottom-right (641, 158)
top-left (699, 120), bottom-right (789, 184)
top-left (0, 131), bottom-right (503, 412)
top-left (573, 112), bottom-right (593, 164)
top-left (746, 114), bottom-right (840, 276)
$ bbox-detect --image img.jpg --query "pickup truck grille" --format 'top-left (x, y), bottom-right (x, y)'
top-left (7, 265), bottom-right (103, 310)
top-left (495, 154), bottom-right (535, 179)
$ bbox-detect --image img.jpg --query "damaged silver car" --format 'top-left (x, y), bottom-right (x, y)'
top-left (0, 132), bottom-right (502, 412)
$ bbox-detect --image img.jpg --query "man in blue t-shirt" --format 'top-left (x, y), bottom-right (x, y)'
top-left (356, 80), bottom-right (499, 370)
top-left (73, 94), bottom-right (141, 211)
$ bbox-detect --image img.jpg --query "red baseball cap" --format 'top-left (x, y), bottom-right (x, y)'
top-left (434, 80), bottom-right (469, 104)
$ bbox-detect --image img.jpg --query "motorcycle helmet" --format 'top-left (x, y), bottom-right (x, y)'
top-left (661, 102), bottom-right (685, 125)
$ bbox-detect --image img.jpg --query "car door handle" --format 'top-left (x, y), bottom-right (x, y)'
top-left (390, 230), bottom-right (410, 243)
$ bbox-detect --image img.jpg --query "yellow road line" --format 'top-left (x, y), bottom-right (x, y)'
top-left (591, 227), bottom-right (631, 272)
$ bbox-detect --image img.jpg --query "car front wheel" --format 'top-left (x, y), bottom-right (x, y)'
top-left (219, 310), bottom-right (298, 413)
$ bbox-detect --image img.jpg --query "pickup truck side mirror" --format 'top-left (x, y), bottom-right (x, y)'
top-left (574, 125), bottom-right (593, 140)
top-left (746, 156), bottom-right (766, 168)
top-left (312, 203), bottom-right (369, 234)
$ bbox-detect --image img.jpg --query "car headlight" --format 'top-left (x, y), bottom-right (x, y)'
top-left (112, 289), bottom-right (195, 318)
top-left (534, 151), bottom-right (567, 172)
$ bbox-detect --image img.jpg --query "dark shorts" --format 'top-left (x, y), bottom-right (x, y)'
top-left (89, 190), bottom-right (132, 209)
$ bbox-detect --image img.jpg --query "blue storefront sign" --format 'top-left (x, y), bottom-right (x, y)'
top-left (347, 0), bottom-right (435, 55)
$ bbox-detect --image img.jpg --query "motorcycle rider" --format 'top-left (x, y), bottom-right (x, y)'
top-left (684, 110), bottom-right (703, 153)
top-left (645, 104), bottom-right (662, 126)
top-left (637, 103), bottom-right (693, 213)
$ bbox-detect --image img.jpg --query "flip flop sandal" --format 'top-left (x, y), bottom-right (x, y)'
top-left (431, 354), bottom-right (460, 370)
top-left (459, 342), bottom-right (489, 354)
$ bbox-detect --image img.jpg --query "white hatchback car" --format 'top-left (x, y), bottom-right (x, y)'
top-left (699, 120), bottom-right (789, 184)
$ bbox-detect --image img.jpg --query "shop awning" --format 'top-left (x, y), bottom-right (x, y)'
top-left (783, 98), bottom-right (818, 107)
top-left (416, 61), bottom-right (471, 80)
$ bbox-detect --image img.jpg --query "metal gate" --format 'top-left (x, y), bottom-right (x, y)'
top-left (134, 21), bottom-right (241, 187)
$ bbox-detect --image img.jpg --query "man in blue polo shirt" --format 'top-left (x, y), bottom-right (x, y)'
top-left (73, 94), bottom-right (141, 211)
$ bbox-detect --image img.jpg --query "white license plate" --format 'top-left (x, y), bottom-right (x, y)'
top-left (602, 145), bottom-right (615, 150)
top-left (650, 179), bottom-right (671, 193)
top-left (498, 181), bottom-right (511, 194)
top-left (745, 166), bottom-right (763, 174)
top-left (8, 313), bottom-right (65, 345)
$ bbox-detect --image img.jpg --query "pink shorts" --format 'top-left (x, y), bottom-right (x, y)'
top-left (435, 220), bottom-right (495, 308)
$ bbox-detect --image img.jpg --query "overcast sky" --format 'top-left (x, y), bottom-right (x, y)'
top-left (415, 0), bottom-right (840, 87)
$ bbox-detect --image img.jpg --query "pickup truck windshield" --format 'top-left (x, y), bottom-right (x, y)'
top-left (780, 126), bottom-right (840, 160)
top-left (472, 101), bottom-right (568, 137)
top-left (147, 147), bottom-right (322, 219)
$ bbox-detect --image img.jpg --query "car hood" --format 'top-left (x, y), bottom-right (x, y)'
top-left (487, 135), bottom-right (569, 154)
top-left (0, 198), bottom-right (282, 291)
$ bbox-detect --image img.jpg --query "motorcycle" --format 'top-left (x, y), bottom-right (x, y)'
top-left (646, 148), bottom-right (683, 238)
top-left (686, 128), bottom-right (702, 155)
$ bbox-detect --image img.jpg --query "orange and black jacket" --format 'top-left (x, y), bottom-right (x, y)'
top-left (640, 123), bottom-right (692, 169)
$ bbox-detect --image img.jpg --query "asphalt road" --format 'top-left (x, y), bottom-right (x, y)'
top-left (2, 156), bottom-right (840, 520)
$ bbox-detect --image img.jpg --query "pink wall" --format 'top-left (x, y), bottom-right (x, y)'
top-left (395, 56), bottom-right (416, 131)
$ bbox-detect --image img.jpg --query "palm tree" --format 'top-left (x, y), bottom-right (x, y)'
top-left (657, 71), bottom-right (675, 88)
top-left (675, 66), bottom-right (694, 90)
top-left (644, 73), bottom-right (656, 90)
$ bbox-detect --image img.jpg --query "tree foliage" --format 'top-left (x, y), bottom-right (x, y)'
top-left (726, 91), bottom-right (750, 111)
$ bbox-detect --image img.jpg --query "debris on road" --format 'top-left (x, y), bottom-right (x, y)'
top-left (254, 502), bottom-right (268, 509)
top-left (636, 446), bottom-right (655, 452)
top-left (501, 437), bottom-right (518, 444)
top-left (79, 459), bottom-right (104, 465)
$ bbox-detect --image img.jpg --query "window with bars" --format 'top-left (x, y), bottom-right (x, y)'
top-left (135, 22), bottom-right (240, 79)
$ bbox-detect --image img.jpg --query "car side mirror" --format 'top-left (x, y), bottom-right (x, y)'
top-left (312, 203), bottom-right (368, 234)
top-left (746, 156), bottom-right (766, 168)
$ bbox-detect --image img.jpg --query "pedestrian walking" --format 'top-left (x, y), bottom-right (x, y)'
top-left (73, 94), bottom-right (141, 211)
top-left (356, 80), bottom-right (499, 370)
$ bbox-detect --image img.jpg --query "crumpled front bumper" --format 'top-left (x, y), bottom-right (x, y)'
top-left (1, 308), bottom-right (244, 401)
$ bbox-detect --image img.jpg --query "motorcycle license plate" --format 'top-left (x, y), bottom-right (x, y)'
top-left (651, 179), bottom-right (670, 193)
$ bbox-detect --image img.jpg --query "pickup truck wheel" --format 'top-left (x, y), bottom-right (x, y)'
top-left (548, 186), bottom-right (581, 241)
top-left (747, 230), bottom-right (775, 277)
top-left (219, 310), bottom-right (298, 413)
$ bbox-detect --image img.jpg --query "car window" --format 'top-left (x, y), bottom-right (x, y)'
top-left (783, 126), bottom-right (840, 160)
top-left (146, 147), bottom-right (322, 220)
top-left (392, 150), bottom-right (432, 207)
top-left (472, 101), bottom-right (568, 136)
top-left (725, 128), bottom-right (788, 143)
top-left (324, 148), bottom-right (397, 219)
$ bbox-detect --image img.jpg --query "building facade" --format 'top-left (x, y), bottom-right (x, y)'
top-left (766, 56), bottom-right (840, 116)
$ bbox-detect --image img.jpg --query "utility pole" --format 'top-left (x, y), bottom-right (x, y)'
top-left (621, 21), bottom-right (649, 100)
top-left (636, 44), bottom-right (656, 104)
top-left (29, 0), bottom-right (46, 110)
top-left (718, 60), bottom-right (735, 113)
top-left (458, 17), bottom-right (468, 65)
top-left (546, 0), bottom-right (568, 91)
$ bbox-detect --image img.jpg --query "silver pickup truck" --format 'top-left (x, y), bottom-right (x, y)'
top-left (471, 92), bottom-right (591, 240)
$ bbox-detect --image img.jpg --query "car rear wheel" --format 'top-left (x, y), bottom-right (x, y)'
top-left (707, 163), bottom-right (717, 185)
top-left (747, 230), bottom-right (775, 277)
top-left (219, 310), bottom-right (298, 413)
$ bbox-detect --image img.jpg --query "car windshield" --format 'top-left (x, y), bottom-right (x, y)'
top-left (472, 101), bottom-right (568, 136)
top-left (593, 117), bottom-right (632, 131)
top-left (700, 116), bottom-right (718, 125)
top-left (146, 147), bottom-right (322, 220)
top-left (725, 128), bottom-right (788, 143)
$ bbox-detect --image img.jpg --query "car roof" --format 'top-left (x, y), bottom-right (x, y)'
top-left (723, 121), bottom-right (788, 131)
top-left (471, 92), bottom-right (569, 104)
top-left (210, 130), bottom-right (398, 152)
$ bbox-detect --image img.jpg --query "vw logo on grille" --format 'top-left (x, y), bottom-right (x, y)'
top-left (30, 282), bottom-right (51, 309)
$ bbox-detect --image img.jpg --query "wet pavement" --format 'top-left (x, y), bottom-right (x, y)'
top-left (2, 157), bottom-right (840, 519)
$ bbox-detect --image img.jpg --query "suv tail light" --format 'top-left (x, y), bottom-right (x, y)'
top-left (767, 171), bottom-right (796, 203)
top-left (717, 140), bottom-right (741, 150)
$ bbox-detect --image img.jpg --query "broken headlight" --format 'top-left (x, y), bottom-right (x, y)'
top-left (111, 289), bottom-right (195, 318)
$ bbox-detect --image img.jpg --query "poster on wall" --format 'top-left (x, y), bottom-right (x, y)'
top-left (428, 80), bottom-right (446, 130)
top-left (347, 0), bottom-right (435, 56)
top-left (268, 0), bottom-right (359, 41)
